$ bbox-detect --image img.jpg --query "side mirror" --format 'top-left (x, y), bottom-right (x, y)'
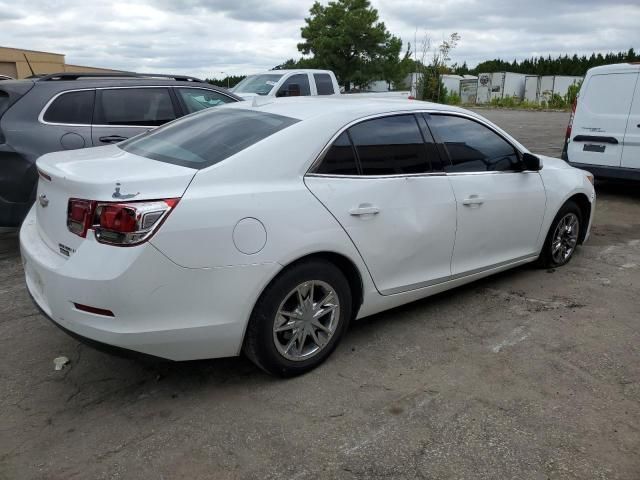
top-left (522, 152), bottom-right (542, 171)
top-left (276, 83), bottom-right (300, 98)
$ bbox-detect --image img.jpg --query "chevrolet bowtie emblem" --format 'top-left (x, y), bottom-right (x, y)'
top-left (38, 194), bottom-right (49, 207)
top-left (112, 183), bottom-right (139, 200)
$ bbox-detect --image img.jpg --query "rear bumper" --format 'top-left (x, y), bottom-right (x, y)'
top-left (20, 206), bottom-right (281, 360)
top-left (568, 162), bottom-right (640, 182)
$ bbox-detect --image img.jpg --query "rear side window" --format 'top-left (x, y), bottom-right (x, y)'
top-left (348, 115), bottom-right (429, 175)
top-left (118, 108), bottom-right (298, 169)
top-left (276, 74), bottom-right (311, 97)
top-left (43, 90), bottom-right (95, 125)
top-left (96, 88), bottom-right (176, 126)
top-left (582, 73), bottom-right (637, 115)
top-left (0, 91), bottom-right (10, 117)
top-left (177, 88), bottom-right (235, 114)
top-left (428, 115), bottom-right (519, 172)
top-left (316, 132), bottom-right (359, 175)
top-left (314, 74), bottom-right (335, 95)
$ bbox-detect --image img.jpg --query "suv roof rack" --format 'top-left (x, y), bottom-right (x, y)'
top-left (34, 72), bottom-right (205, 83)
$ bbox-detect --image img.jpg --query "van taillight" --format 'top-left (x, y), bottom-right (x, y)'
top-left (67, 198), bottom-right (179, 246)
top-left (565, 98), bottom-right (577, 141)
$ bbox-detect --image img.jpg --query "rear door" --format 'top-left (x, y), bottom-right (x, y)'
top-left (568, 72), bottom-right (638, 167)
top-left (427, 113), bottom-right (546, 275)
top-left (305, 113), bottom-right (457, 295)
top-left (621, 74), bottom-right (640, 170)
top-left (91, 87), bottom-right (178, 146)
top-left (40, 89), bottom-right (94, 150)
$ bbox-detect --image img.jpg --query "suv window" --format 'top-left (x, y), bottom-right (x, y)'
top-left (348, 115), bottom-right (429, 175)
top-left (314, 74), bottom-right (335, 95)
top-left (177, 88), bottom-right (234, 114)
top-left (118, 108), bottom-right (298, 169)
top-left (316, 132), bottom-right (359, 175)
top-left (428, 115), bottom-right (520, 172)
top-left (276, 74), bottom-right (311, 97)
top-left (43, 90), bottom-right (95, 125)
top-left (97, 88), bottom-right (176, 126)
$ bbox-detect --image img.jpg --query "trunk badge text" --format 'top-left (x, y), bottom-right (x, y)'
top-left (112, 183), bottom-right (139, 200)
top-left (38, 194), bottom-right (49, 207)
top-left (58, 243), bottom-right (75, 257)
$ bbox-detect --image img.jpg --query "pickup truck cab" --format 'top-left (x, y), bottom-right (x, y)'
top-left (232, 69), bottom-right (340, 99)
top-left (562, 63), bottom-right (640, 180)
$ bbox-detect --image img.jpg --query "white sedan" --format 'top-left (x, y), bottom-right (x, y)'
top-left (20, 98), bottom-right (595, 376)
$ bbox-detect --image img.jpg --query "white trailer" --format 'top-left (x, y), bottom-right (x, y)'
top-left (460, 78), bottom-right (478, 104)
top-left (524, 75), bottom-right (539, 102)
top-left (440, 74), bottom-right (478, 101)
top-left (476, 73), bottom-right (492, 103)
top-left (538, 75), bottom-right (583, 103)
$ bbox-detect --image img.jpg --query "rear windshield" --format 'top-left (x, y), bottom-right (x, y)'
top-left (232, 74), bottom-right (283, 95)
top-left (118, 108), bottom-right (298, 169)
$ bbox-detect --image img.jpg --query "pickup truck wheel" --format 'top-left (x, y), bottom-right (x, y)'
top-left (538, 200), bottom-right (582, 268)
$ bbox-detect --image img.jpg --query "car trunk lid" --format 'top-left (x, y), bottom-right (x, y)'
top-left (35, 145), bottom-right (196, 255)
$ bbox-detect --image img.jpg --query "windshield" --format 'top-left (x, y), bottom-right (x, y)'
top-left (118, 108), bottom-right (298, 169)
top-left (232, 74), bottom-right (283, 95)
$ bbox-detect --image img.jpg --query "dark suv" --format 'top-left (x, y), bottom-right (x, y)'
top-left (0, 72), bottom-right (241, 229)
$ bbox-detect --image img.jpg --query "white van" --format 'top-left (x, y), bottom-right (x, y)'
top-left (562, 63), bottom-right (640, 180)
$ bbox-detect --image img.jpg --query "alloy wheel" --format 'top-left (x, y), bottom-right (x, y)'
top-left (272, 280), bottom-right (341, 362)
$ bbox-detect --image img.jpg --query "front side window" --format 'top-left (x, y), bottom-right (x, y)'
top-left (428, 115), bottom-right (520, 172)
top-left (43, 90), bottom-right (95, 124)
top-left (177, 88), bottom-right (235, 114)
top-left (316, 132), bottom-right (359, 175)
top-left (314, 74), bottom-right (335, 95)
top-left (232, 74), bottom-right (283, 96)
top-left (348, 115), bottom-right (429, 175)
top-left (118, 108), bottom-right (298, 169)
top-left (97, 88), bottom-right (176, 126)
top-left (276, 74), bottom-right (311, 97)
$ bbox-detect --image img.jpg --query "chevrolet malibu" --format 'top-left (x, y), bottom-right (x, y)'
top-left (20, 98), bottom-right (595, 376)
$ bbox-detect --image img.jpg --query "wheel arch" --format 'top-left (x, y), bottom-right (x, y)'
top-left (253, 251), bottom-right (365, 324)
top-left (565, 193), bottom-right (591, 244)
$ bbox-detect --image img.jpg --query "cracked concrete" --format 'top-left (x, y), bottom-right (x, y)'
top-left (1, 109), bottom-right (639, 479)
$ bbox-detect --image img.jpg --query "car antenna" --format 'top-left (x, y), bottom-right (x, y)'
top-left (23, 53), bottom-right (36, 77)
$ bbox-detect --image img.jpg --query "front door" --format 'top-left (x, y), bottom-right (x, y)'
top-left (427, 113), bottom-right (546, 275)
top-left (305, 114), bottom-right (457, 295)
top-left (91, 87), bottom-right (178, 146)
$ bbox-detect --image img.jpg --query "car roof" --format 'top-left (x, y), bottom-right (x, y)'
top-left (246, 69), bottom-right (334, 76)
top-left (587, 63), bottom-right (640, 75)
top-left (223, 96), bottom-right (471, 122)
top-left (0, 77), bottom-right (239, 98)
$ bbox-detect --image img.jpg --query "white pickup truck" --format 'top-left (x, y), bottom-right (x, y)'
top-left (231, 69), bottom-right (412, 100)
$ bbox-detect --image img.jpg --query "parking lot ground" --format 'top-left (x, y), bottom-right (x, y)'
top-left (1, 109), bottom-right (639, 480)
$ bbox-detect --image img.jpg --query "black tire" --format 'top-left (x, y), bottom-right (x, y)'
top-left (243, 259), bottom-right (352, 377)
top-left (537, 200), bottom-right (582, 268)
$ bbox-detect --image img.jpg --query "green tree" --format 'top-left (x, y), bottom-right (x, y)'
top-left (297, 0), bottom-right (403, 91)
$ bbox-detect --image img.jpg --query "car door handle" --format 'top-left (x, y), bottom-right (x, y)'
top-left (349, 204), bottom-right (380, 216)
top-left (99, 135), bottom-right (129, 144)
top-left (462, 195), bottom-right (484, 206)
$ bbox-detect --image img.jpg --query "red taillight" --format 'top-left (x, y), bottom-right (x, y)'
top-left (67, 199), bottom-right (96, 238)
top-left (565, 98), bottom-right (577, 141)
top-left (408, 95), bottom-right (415, 100)
top-left (99, 205), bottom-right (138, 233)
top-left (67, 198), bottom-right (179, 246)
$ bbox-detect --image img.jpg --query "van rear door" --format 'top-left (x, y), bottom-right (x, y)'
top-left (621, 75), bottom-right (640, 170)
top-left (567, 72), bottom-right (638, 167)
